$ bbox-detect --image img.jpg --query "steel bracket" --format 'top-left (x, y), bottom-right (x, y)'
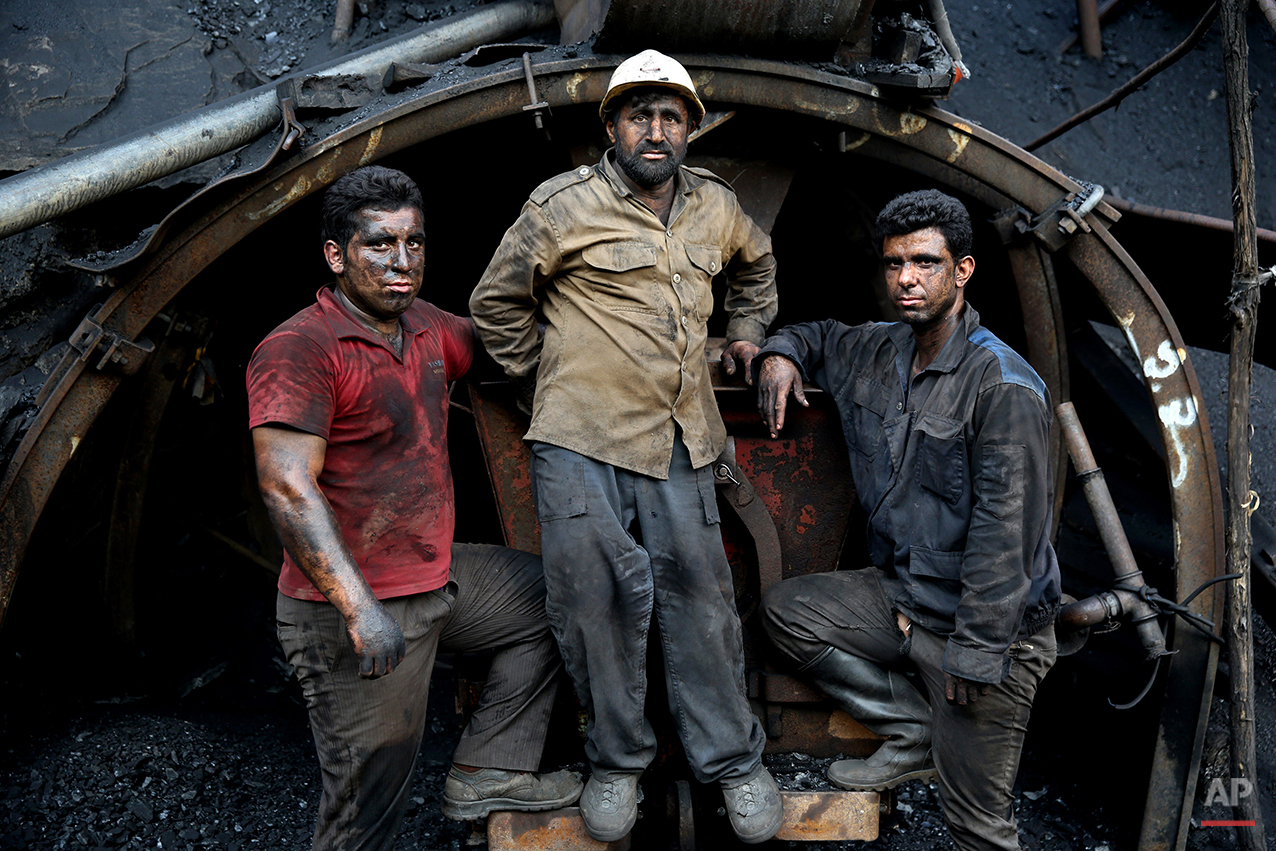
top-left (69, 308), bottom-right (155, 376)
top-left (994, 182), bottom-right (1106, 252)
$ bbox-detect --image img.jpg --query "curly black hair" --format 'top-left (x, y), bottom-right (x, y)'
top-left (875, 189), bottom-right (973, 260)
top-left (321, 165), bottom-right (424, 251)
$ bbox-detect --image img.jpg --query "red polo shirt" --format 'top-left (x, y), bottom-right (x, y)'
top-left (247, 286), bottom-right (475, 601)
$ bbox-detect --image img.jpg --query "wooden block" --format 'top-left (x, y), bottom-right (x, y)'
top-left (775, 791), bottom-right (881, 841)
top-left (487, 808), bottom-right (630, 851)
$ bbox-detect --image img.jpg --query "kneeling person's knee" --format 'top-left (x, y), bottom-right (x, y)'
top-left (761, 580), bottom-right (819, 664)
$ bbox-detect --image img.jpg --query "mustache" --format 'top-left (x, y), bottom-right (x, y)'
top-left (635, 141), bottom-right (674, 155)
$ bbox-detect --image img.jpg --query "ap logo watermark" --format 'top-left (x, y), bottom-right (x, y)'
top-left (1201, 777), bottom-right (1257, 828)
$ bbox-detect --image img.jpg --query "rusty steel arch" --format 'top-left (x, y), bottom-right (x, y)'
top-left (0, 54), bottom-right (1223, 851)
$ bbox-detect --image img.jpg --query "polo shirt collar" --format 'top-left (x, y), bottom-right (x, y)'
top-left (314, 285), bottom-right (428, 346)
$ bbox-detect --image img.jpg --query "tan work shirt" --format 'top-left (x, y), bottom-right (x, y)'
top-left (470, 151), bottom-right (778, 479)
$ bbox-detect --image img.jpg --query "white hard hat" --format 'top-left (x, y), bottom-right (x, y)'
top-left (599, 49), bottom-right (706, 123)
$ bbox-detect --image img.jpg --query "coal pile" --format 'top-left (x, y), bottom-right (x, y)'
top-left (0, 657), bottom-right (479, 851)
top-left (2, 702), bottom-right (316, 850)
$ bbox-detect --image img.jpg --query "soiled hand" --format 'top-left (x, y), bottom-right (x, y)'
top-left (347, 602), bottom-right (406, 679)
top-left (757, 356), bottom-right (808, 438)
top-left (944, 672), bottom-right (991, 706)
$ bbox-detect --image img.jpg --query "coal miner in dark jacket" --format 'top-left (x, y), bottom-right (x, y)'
top-left (751, 189), bottom-right (1061, 851)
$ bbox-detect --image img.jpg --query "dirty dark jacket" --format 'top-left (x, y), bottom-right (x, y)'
top-left (469, 150), bottom-right (777, 479)
top-left (759, 305), bottom-right (1061, 684)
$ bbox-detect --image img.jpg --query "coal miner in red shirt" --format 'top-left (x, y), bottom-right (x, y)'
top-left (247, 165), bottom-right (581, 851)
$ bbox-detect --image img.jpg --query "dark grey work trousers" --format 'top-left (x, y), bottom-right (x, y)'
top-left (531, 439), bottom-right (766, 786)
top-left (276, 543), bottom-right (561, 851)
top-left (762, 567), bottom-right (1056, 851)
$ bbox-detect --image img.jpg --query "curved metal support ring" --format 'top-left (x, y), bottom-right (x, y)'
top-left (0, 54), bottom-right (1224, 851)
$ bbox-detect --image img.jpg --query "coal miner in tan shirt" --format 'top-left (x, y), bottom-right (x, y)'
top-left (469, 49), bottom-right (784, 846)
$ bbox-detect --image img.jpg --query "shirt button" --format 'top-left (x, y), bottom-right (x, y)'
top-left (896, 402), bottom-right (903, 411)
top-left (673, 273), bottom-right (682, 284)
top-left (666, 229), bottom-right (673, 237)
top-left (681, 315), bottom-right (688, 326)
top-left (578, 167), bottom-right (589, 176)
top-left (710, 261), bottom-right (717, 271)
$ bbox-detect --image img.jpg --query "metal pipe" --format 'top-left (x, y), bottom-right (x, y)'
top-left (1106, 195), bottom-right (1276, 247)
top-left (1057, 590), bottom-right (1120, 629)
top-left (0, 0), bottom-right (555, 240)
top-left (1057, 401), bottom-right (1170, 660)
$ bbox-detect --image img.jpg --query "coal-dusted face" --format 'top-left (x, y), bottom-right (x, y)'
top-left (323, 205), bottom-right (426, 327)
top-left (882, 227), bottom-right (973, 330)
top-left (606, 92), bottom-right (693, 188)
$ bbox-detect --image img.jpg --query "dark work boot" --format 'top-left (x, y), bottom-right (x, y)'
top-left (803, 647), bottom-right (937, 791)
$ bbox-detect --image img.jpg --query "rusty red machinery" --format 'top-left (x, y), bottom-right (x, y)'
top-left (0, 1), bottom-right (1229, 849)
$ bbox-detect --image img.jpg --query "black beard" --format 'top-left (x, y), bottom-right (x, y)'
top-left (614, 143), bottom-right (684, 187)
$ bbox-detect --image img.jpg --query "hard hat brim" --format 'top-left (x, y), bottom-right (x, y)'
top-left (598, 81), bottom-right (706, 125)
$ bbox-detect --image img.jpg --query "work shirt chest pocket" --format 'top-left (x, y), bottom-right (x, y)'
top-left (581, 242), bottom-right (659, 314)
top-left (914, 414), bottom-right (966, 505)
top-left (843, 374), bottom-right (889, 461)
top-left (684, 244), bottom-right (722, 318)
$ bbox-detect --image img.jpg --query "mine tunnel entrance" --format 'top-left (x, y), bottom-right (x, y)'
top-left (0, 57), bottom-right (1238, 847)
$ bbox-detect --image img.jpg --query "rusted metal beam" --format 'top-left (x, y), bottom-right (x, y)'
top-left (1003, 243), bottom-right (1069, 535)
top-left (468, 381), bottom-right (540, 553)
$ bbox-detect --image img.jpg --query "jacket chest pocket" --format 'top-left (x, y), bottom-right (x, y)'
top-left (581, 242), bottom-right (659, 314)
top-left (913, 413), bottom-right (966, 505)
top-left (843, 374), bottom-right (889, 461)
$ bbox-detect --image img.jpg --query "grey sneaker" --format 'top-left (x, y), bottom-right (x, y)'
top-left (441, 766), bottom-right (583, 821)
top-left (722, 767), bottom-right (783, 844)
top-left (579, 773), bottom-right (643, 842)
